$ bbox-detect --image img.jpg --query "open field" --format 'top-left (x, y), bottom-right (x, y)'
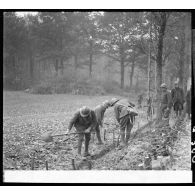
top-left (3, 91), bottom-right (190, 170)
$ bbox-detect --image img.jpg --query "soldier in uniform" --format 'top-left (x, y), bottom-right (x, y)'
top-left (66, 106), bottom-right (97, 157)
top-left (186, 86), bottom-right (191, 120)
top-left (94, 98), bottom-right (120, 145)
top-left (159, 83), bottom-right (172, 120)
top-left (171, 81), bottom-right (185, 117)
top-left (114, 99), bottom-right (138, 147)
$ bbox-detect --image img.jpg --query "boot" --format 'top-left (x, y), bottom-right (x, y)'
top-left (96, 133), bottom-right (103, 145)
top-left (78, 134), bottom-right (84, 155)
top-left (84, 133), bottom-right (91, 157)
top-left (120, 131), bottom-right (126, 147)
top-left (78, 141), bottom-right (82, 155)
top-left (126, 120), bottom-right (133, 144)
top-left (96, 126), bottom-right (103, 145)
top-left (126, 132), bottom-right (131, 144)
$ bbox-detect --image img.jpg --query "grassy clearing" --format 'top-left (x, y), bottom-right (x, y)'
top-left (3, 91), bottom-right (147, 170)
top-left (4, 91), bottom-right (190, 171)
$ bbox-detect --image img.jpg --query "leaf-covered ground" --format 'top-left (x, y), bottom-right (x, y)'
top-left (3, 91), bottom-right (191, 170)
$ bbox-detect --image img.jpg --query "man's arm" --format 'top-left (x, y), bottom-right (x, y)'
top-left (114, 105), bottom-right (120, 123)
top-left (67, 111), bottom-right (79, 131)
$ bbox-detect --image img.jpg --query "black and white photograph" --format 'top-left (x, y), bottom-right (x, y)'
top-left (2, 10), bottom-right (193, 183)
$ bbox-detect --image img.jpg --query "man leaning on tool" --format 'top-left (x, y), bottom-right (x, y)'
top-left (114, 98), bottom-right (138, 147)
top-left (159, 83), bottom-right (172, 120)
top-left (66, 106), bottom-right (97, 157)
top-left (94, 98), bottom-right (120, 145)
top-left (171, 81), bottom-right (185, 117)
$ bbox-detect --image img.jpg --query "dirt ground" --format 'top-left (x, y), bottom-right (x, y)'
top-left (3, 91), bottom-right (191, 170)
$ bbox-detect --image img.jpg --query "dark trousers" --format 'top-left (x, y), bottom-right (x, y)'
top-left (78, 133), bottom-right (91, 155)
top-left (95, 124), bottom-right (103, 143)
top-left (119, 115), bottom-right (133, 144)
top-left (173, 101), bottom-right (183, 116)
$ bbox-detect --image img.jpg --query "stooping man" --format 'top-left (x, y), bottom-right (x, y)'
top-left (66, 106), bottom-right (97, 157)
top-left (114, 98), bottom-right (138, 147)
top-left (93, 98), bottom-right (120, 145)
top-left (171, 81), bottom-right (185, 117)
top-left (159, 83), bottom-right (172, 120)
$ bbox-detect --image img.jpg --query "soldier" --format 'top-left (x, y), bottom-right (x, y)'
top-left (186, 86), bottom-right (191, 120)
top-left (94, 98), bottom-right (120, 145)
top-left (171, 81), bottom-right (185, 117)
top-left (159, 83), bottom-right (172, 120)
top-left (66, 106), bottom-right (97, 157)
top-left (114, 98), bottom-right (138, 147)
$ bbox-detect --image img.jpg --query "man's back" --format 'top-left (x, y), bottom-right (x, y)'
top-left (171, 87), bottom-right (184, 103)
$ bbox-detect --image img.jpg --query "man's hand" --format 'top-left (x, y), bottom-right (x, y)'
top-left (66, 129), bottom-right (71, 134)
top-left (85, 127), bottom-right (91, 133)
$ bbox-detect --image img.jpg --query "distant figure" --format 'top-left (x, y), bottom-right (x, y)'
top-left (138, 94), bottom-right (144, 109)
top-left (171, 81), bottom-right (185, 117)
top-left (186, 86), bottom-right (191, 119)
top-left (114, 99), bottom-right (138, 147)
top-left (66, 106), bottom-right (97, 157)
top-left (159, 83), bottom-right (172, 121)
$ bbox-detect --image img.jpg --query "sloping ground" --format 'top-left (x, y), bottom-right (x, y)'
top-left (3, 91), bottom-right (190, 171)
top-left (90, 118), bottom-right (191, 171)
top-left (170, 120), bottom-right (191, 170)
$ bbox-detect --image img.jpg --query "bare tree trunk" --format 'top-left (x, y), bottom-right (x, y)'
top-left (60, 57), bottom-right (64, 75)
top-left (89, 40), bottom-right (93, 77)
top-left (155, 13), bottom-right (167, 121)
top-left (184, 13), bottom-right (191, 93)
top-left (129, 60), bottom-right (135, 90)
top-left (89, 53), bottom-right (92, 77)
top-left (54, 58), bottom-right (59, 77)
top-left (29, 53), bottom-right (34, 84)
top-left (120, 58), bottom-right (125, 89)
top-left (178, 40), bottom-right (185, 89)
top-left (74, 54), bottom-right (78, 70)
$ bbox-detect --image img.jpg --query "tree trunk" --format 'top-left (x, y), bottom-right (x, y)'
top-left (54, 58), bottom-right (59, 76)
top-left (120, 58), bottom-right (125, 89)
top-left (129, 60), bottom-right (135, 90)
top-left (155, 13), bottom-right (167, 121)
top-left (74, 54), bottom-right (78, 70)
top-left (29, 53), bottom-right (34, 84)
top-left (178, 39), bottom-right (185, 89)
top-left (89, 40), bottom-right (93, 77)
top-left (184, 13), bottom-right (191, 93)
top-left (89, 53), bottom-right (92, 77)
top-left (60, 57), bottom-right (64, 75)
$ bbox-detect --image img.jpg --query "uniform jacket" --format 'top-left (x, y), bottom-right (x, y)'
top-left (160, 90), bottom-right (172, 109)
top-left (114, 99), bottom-right (135, 122)
top-left (94, 104), bottom-right (107, 127)
top-left (68, 110), bottom-right (97, 132)
top-left (171, 87), bottom-right (184, 104)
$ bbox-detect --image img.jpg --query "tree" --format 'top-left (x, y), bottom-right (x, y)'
top-left (4, 12), bottom-right (29, 88)
top-left (99, 12), bottom-right (141, 89)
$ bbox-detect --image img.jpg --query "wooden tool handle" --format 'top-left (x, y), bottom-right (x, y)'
top-left (52, 132), bottom-right (86, 137)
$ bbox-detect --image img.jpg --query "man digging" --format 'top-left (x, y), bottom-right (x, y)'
top-left (66, 106), bottom-right (97, 157)
top-left (114, 98), bottom-right (138, 147)
top-left (93, 98), bottom-right (120, 145)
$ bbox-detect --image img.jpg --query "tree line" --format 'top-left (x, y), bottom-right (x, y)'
top-left (4, 11), bottom-right (191, 95)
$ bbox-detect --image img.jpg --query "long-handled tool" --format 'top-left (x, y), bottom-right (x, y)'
top-left (41, 131), bottom-right (87, 143)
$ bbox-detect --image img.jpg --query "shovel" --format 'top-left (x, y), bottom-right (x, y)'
top-left (41, 131), bottom-right (86, 143)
